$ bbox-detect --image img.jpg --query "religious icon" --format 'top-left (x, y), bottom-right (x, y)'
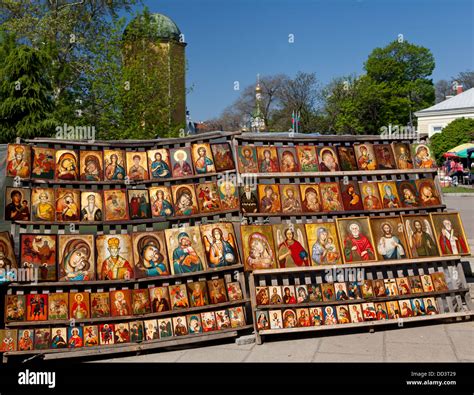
top-left (55, 188), bottom-right (80, 222)
top-left (51, 328), bottom-right (67, 349)
top-left (5, 294), bottom-right (25, 322)
top-left (103, 189), bottom-right (129, 221)
top-left (217, 180), bottom-right (240, 210)
top-left (386, 300), bottom-right (401, 319)
top-left (144, 319), bottom-right (159, 340)
top-left (132, 289), bottom-right (151, 315)
top-left (165, 226), bottom-right (207, 275)
top-left (321, 283), bottom-right (335, 302)
top-left (239, 184), bottom-right (259, 214)
top-left (334, 282), bottom-right (349, 301)
top-left (215, 309), bottom-right (232, 330)
top-left (411, 298), bottom-right (426, 316)
top-left (430, 212), bottom-right (470, 256)
top-left (201, 222), bottom-right (239, 268)
top-left (373, 144), bottom-right (396, 170)
top-left (308, 284), bottom-right (323, 301)
top-left (229, 306), bottom-right (246, 328)
top-left (420, 274), bottom-right (435, 292)
top-left (132, 231), bottom-right (170, 278)
top-left (26, 293), bottom-right (48, 321)
top-left (99, 323), bottom-right (115, 345)
top-left (173, 316), bottom-right (189, 336)
top-left (431, 272), bottom-right (449, 292)
top-left (320, 182), bottom-right (344, 212)
top-left (370, 216), bottom-right (408, 260)
top-left (6, 144), bottom-right (31, 178)
top-left (340, 181), bottom-right (364, 211)
top-left (211, 143), bottom-right (235, 172)
top-left (58, 234), bottom-right (95, 281)
top-left (309, 307), bottom-right (324, 326)
top-left (268, 286), bottom-right (283, 304)
top-left (300, 184), bottom-right (322, 213)
top-left (48, 292), bottom-right (68, 320)
top-left (69, 292), bottom-right (90, 319)
top-left (79, 150), bottom-right (103, 181)
top-left (279, 185), bottom-right (303, 214)
top-left (0, 231), bottom-right (18, 271)
top-left (55, 149), bottom-right (79, 180)
top-left (129, 321), bottom-right (144, 342)
top-left (171, 184), bottom-right (199, 216)
top-left (412, 144), bottom-right (436, 169)
top-left (349, 304), bottom-right (364, 323)
top-left (158, 318), bottom-right (173, 338)
top-left (416, 179), bottom-right (441, 207)
top-left (208, 278), bottom-right (228, 304)
top-left (278, 147), bottom-right (300, 172)
top-left (187, 314), bottom-right (203, 334)
top-left (384, 278), bottom-right (398, 296)
top-left (282, 309), bottom-right (297, 328)
top-left (408, 275), bottom-right (423, 294)
top-left (84, 325), bottom-right (99, 347)
top-left (110, 290), bottom-right (132, 317)
top-left (397, 180), bottom-right (421, 208)
top-left (149, 286), bottom-right (171, 313)
top-left (354, 143), bottom-right (377, 170)
top-left (201, 311), bottom-right (217, 332)
top-left (423, 297), bottom-right (439, 315)
top-left (5, 187), bottom-right (31, 221)
top-left (127, 189), bottom-right (151, 220)
top-left (67, 327), bottom-right (83, 348)
top-left (359, 181), bottom-right (382, 210)
top-left (96, 234), bottom-right (134, 280)
top-left (147, 148), bottom-right (172, 179)
top-left (126, 151), bottom-right (149, 181)
top-left (227, 281), bottom-right (243, 302)
top-left (114, 322), bottom-right (130, 344)
top-left (0, 329), bottom-right (17, 352)
top-left (347, 281), bottom-right (361, 299)
top-left (104, 149), bottom-right (126, 181)
top-left (187, 281), bottom-right (209, 307)
top-left (323, 306), bottom-right (338, 325)
top-left (31, 146), bottom-right (55, 179)
top-left (80, 191), bottom-right (103, 221)
top-left (196, 182), bottom-right (222, 213)
top-left (149, 186), bottom-right (174, 217)
top-left (90, 292), bottom-right (110, 318)
top-left (257, 184), bottom-right (281, 213)
top-left (374, 302), bottom-right (389, 320)
top-left (269, 310), bottom-right (283, 329)
top-left (273, 223), bottom-right (310, 268)
top-left (257, 146), bottom-right (280, 173)
top-left (336, 305), bottom-right (351, 324)
top-left (192, 143), bottom-right (216, 174)
top-left (305, 222), bottom-right (342, 265)
top-left (18, 329), bottom-right (34, 351)
top-left (170, 147), bottom-right (194, 177)
top-left (237, 146), bottom-right (258, 173)
top-left (396, 277), bottom-right (411, 295)
top-left (373, 279), bottom-right (386, 297)
top-left (401, 214), bottom-right (440, 258)
top-left (392, 142), bottom-right (413, 169)
top-left (360, 280), bottom-right (374, 298)
top-left (316, 146), bottom-right (340, 172)
top-left (296, 145), bottom-right (319, 172)
top-left (256, 310), bottom-right (270, 330)
top-left (169, 284), bottom-right (190, 309)
top-left (378, 181), bottom-right (402, 209)
top-left (241, 224), bottom-right (277, 271)
top-left (336, 217), bottom-right (376, 263)
top-left (337, 146), bottom-right (358, 171)
top-left (256, 287), bottom-right (270, 305)
top-left (295, 285), bottom-right (309, 303)
top-left (361, 302), bottom-right (377, 321)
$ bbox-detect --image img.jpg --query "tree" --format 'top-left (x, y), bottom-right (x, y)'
top-left (453, 70), bottom-right (474, 90)
top-left (430, 118), bottom-right (474, 165)
top-left (435, 79), bottom-right (452, 103)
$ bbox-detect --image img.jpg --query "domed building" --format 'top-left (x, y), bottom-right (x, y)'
top-left (123, 12), bottom-right (186, 128)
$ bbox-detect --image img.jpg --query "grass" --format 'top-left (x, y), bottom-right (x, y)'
top-left (442, 186), bottom-right (474, 193)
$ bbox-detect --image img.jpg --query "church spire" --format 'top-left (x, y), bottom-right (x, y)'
top-left (252, 74), bottom-right (266, 132)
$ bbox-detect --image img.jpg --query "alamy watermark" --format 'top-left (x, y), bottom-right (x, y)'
top-left (0, 265), bottom-right (39, 284)
top-left (55, 123), bottom-right (96, 142)
top-left (380, 124), bottom-right (420, 142)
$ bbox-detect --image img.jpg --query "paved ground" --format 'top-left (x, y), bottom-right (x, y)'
top-left (100, 195), bottom-right (474, 363)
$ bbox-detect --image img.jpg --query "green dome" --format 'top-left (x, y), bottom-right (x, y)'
top-left (124, 13), bottom-right (182, 42)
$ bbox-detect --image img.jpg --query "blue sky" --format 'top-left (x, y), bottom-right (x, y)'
top-left (130, 0), bottom-right (474, 121)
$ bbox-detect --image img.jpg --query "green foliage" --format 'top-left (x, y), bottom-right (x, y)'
top-left (430, 118), bottom-right (474, 165)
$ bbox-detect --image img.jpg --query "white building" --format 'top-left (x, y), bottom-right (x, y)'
top-left (415, 87), bottom-right (474, 137)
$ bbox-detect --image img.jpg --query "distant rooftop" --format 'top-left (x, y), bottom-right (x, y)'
top-left (415, 87), bottom-right (474, 116)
